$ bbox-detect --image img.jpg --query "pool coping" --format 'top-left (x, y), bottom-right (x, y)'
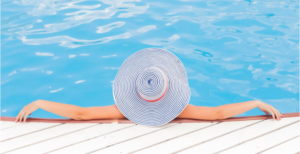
top-left (1, 112), bottom-right (299, 124)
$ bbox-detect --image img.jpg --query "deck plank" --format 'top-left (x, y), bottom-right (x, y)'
top-left (132, 118), bottom-right (298, 154)
top-left (1, 122), bottom-right (61, 142)
top-left (126, 123), bottom-right (217, 153)
top-left (6, 123), bottom-right (135, 154)
top-left (47, 123), bottom-right (178, 154)
top-left (1, 123), bottom-right (99, 153)
top-left (0, 121), bottom-right (22, 130)
top-left (94, 122), bottom-right (218, 154)
top-left (259, 136), bottom-right (300, 154)
top-left (175, 117), bottom-right (300, 154)
top-left (216, 119), bottom-right (299, 154)
top-left (97, 120), bottom-right (261, 154)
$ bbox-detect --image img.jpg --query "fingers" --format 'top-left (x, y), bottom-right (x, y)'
top-left (276, 108), bottom-right (282, 118)
top-left (16, 107), bottom-right (27, 123)
top-left (272, 108), bottom-right (278, 121)
top-left (270, 107), bottom-right (281, 121)
top-left (263, 111), bottom-right (270, 115)
top-left (15, 109), bottom-right (22, 122)
top-left (15, 112), bottom-right (21, 123)
top-left (15, 105), bottom-right (34, 123)
top-left (264, 104), bottom-right (281, 121)
top-left (276, 109), bottom-right (281, 120)
top-left (16, 109), bottom-right (25, 123)
top-left (270, 109), bottom-right (275, 120)
top-left (23, 113), bottom-right (29, 123)
top-left (272, 107), bottom-right (282, 121)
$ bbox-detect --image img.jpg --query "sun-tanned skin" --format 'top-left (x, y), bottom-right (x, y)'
top-left (15, 100), bottom-right (282, 123)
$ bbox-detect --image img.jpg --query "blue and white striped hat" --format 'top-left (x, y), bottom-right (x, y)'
top-left (113, 48), bottom-right (191, 127)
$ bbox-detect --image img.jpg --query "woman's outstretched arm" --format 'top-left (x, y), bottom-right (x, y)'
top-left (177, 100), bottom-right (282, 121)
top-left (16, 99), bottom-right (282, 123)
top-left (15, 100), bottom-right (125, 123)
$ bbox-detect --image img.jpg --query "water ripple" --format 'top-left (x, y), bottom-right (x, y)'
top-left (137, 25), bottom-right (156, 33)
top-left (6, 0), bottom-right (148, 35)
top-left (19, 32), bottom-right (133, 48)
top-left (96, 21), bottom-right (125, 33)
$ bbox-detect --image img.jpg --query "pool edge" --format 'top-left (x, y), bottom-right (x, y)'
top-left (1, 112), bottom-right (299, 124)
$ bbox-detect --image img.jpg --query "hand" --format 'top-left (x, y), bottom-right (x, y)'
top-left (15, 101), bottom-right (40, 123)
top-left (257, 101), bottom-right (282, 121)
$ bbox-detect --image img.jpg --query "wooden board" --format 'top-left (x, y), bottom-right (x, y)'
top-left (217, 119), bottom-right (299, 154)
top-left (48, 123), bottom-right (179, 154)
top-left (259, 136), bottom-right (300, 154)
top-left (98, 120), bottom-right (261, 154)
top-left (1, 122), bottom-right (61, 142)
top-left (176, 117), bottom-right (300, 154)
top-left (6, 123), bottom-right (135, 154)
top-left (133, 118), bottom-right (298, 154)
top-left (0, 121), bottom-right (22, 130)
top-left (1, 123), bottom-right (99, 153)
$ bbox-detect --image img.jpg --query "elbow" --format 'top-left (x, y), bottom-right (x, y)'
top-left (73, 108), bottom-right (85, 121)
top-left (73, 115), bottom-right (82, 121)
top-left (72, 113), bottom-right (82, 120)
top-left (216, 110), bottom-right (225, 120)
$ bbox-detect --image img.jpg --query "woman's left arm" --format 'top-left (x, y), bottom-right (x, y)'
top-left (177, 100), bottom-right (282, 121)
top-left (217, 100), bottom-right (282, 121)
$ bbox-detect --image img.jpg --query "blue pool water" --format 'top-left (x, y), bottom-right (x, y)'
top-left (1, 0), bottom-right (299, 119)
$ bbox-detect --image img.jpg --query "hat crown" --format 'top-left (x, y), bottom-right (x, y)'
top-left (136, 66), bottom-right (168, 102)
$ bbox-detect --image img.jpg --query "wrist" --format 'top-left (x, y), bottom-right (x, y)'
top-left (34, 100), bottom-right (43, 107)
top-left (255, 100), bottom-right (263, 106)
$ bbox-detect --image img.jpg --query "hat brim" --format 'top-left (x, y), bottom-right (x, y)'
top-left (113, 48), bottom-right (191, 127)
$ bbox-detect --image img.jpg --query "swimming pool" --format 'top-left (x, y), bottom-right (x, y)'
top-left (1, 0), bottom-right (299, 119)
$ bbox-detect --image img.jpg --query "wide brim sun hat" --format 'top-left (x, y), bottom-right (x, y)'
top-left (113, 48), bottom-right (191, 127)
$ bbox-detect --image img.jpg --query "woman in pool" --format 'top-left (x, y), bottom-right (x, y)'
top-left (14, 48), bottom-right (282, 125)
top-left (15, 99), bottom-right (282, 123)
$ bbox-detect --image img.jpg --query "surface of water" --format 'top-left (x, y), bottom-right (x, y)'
top-left (1, 0), bottom-right (299, 119)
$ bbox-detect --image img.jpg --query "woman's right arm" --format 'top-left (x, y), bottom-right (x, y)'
top-left (15, 100), bottom-right (84, 123)
top-left (15, 100), bottom-right (125, 123)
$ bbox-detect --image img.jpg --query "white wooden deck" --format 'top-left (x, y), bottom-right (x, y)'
top-left (0, 116), bottom-right (299, 154)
